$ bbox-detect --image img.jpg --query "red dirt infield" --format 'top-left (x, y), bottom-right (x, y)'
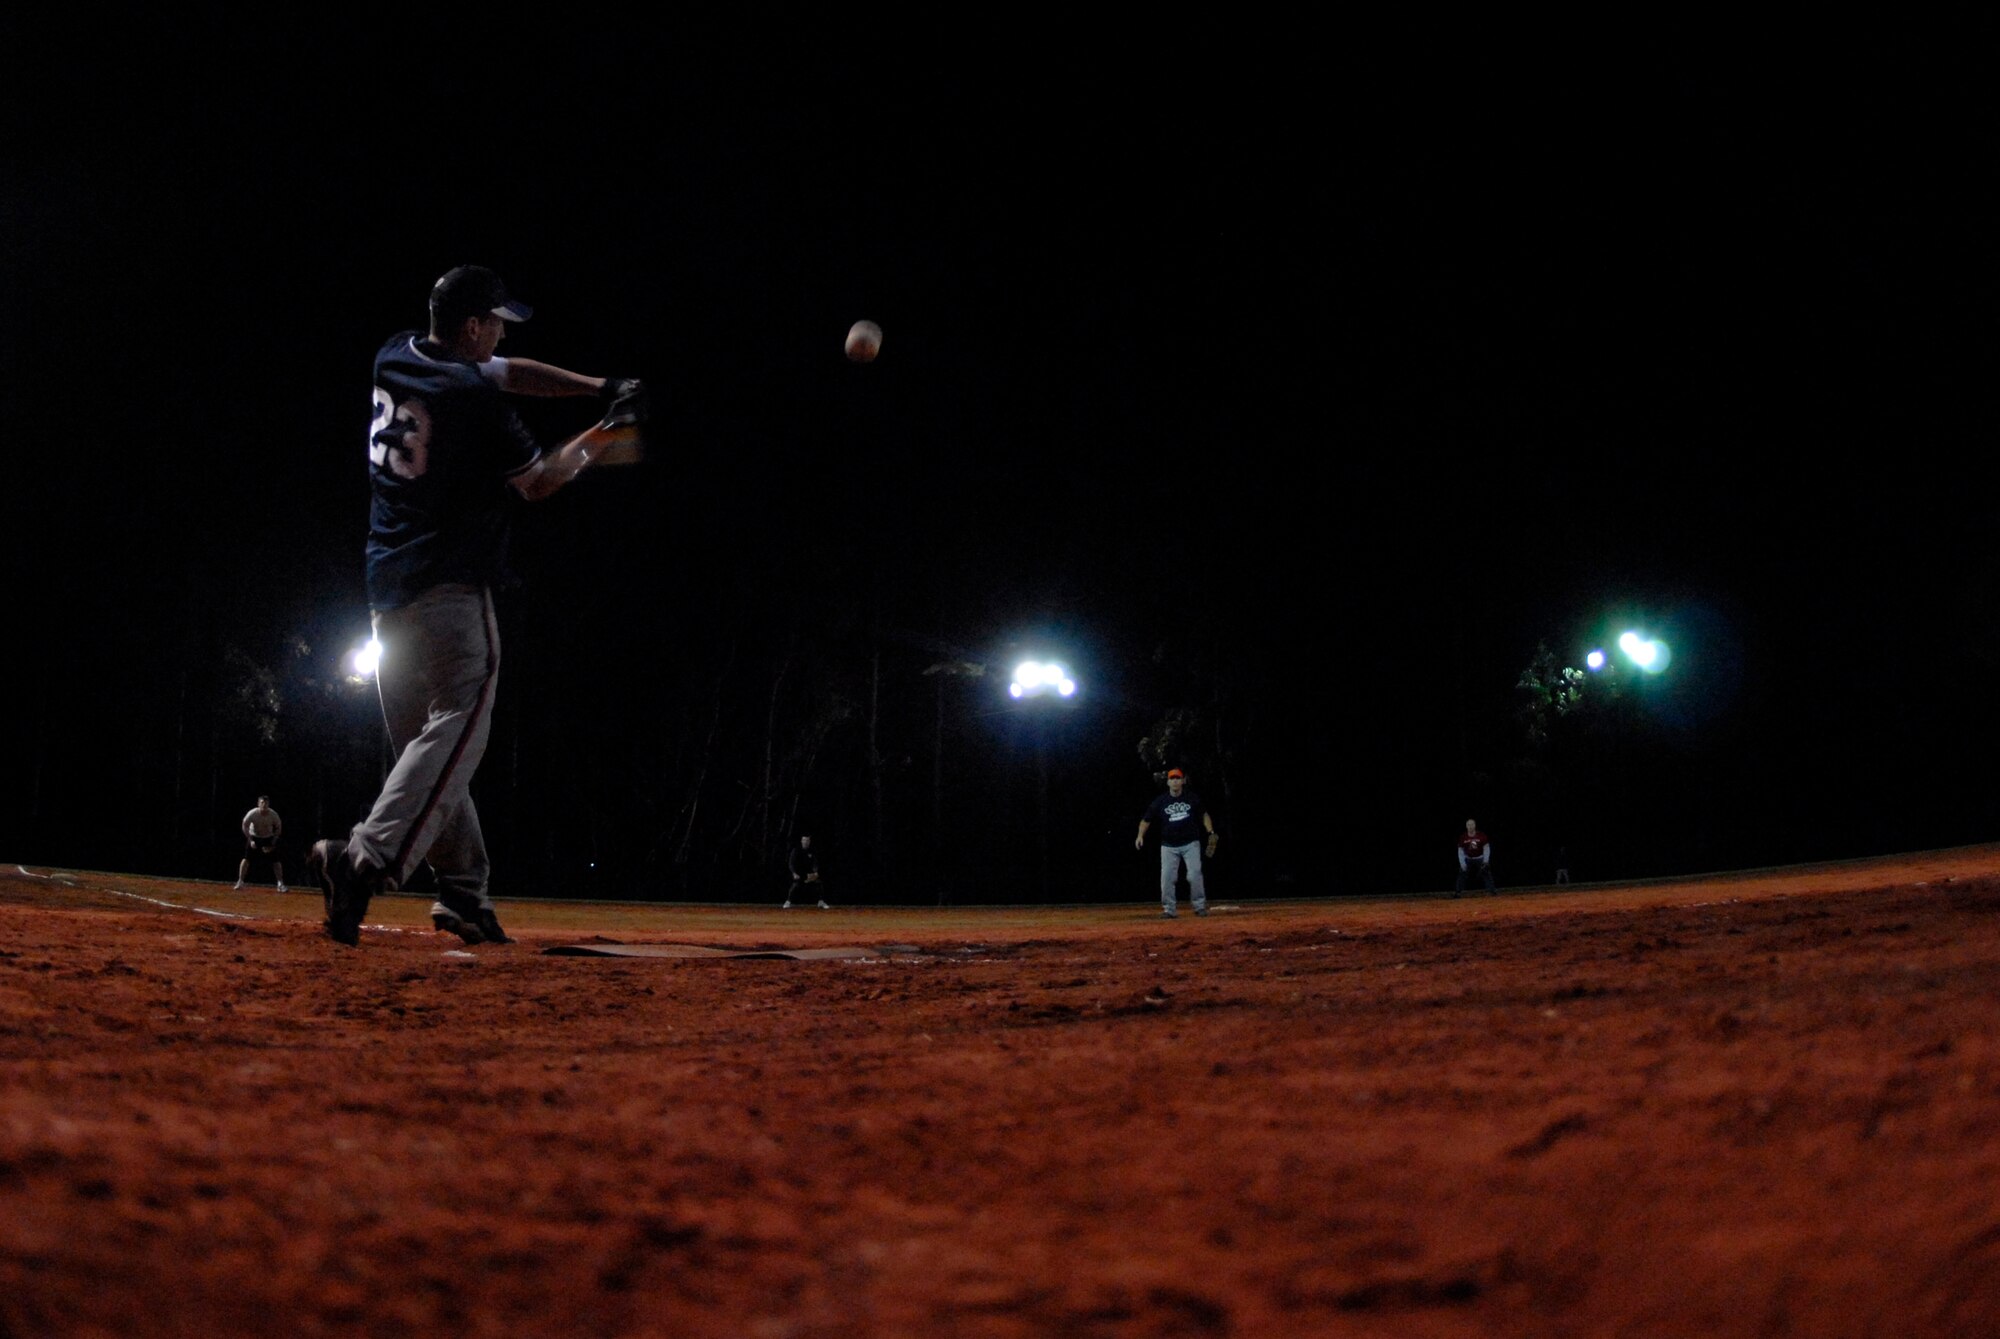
top-left (5, 849), bottom-right (2000, 1337)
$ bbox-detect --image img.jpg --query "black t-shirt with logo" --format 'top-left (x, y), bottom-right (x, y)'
top-left (365, 334), bottom-right (541, 610)
top-left (1144, 790), bottom-right (1208, 846)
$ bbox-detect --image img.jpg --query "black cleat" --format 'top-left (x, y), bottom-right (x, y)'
top-left (430, 903), bottom-right (484, 945)
top-left (432, 899), bottom-right (513, 945)
top-left (471, 909), bottom-right (514, 944)
top-left (308, 839), bottom-right (377, 946)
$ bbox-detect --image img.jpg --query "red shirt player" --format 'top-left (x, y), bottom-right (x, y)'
top-left (1455, 818), bottom-right (1496, 895)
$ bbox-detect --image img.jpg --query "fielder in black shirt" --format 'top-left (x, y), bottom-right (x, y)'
top-left (1135, 769), bottom-right (1218, 918)
top-left (785, 834), bottom-right (828, 909)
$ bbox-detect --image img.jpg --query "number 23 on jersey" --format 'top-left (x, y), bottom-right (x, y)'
top-left (368, 389), bottom-right (433, 480)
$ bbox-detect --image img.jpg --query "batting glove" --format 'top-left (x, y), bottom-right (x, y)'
top-left (599, 378), bottom-right (650, 428)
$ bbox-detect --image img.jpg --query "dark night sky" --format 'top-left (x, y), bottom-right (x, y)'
top-left (4, 29), bottom-right (1996, 898)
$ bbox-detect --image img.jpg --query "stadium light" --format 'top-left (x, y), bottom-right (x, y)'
top-left (1616, 631), bottom-right (1671, 675)
top-left (1010, 659), bottom-right (1078, 700)
top-left (347, 636), bottom-right (383, 683)
top-left (1008, 654), bottom-right (1081, 903)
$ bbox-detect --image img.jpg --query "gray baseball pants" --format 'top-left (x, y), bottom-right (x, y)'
top-left (347, 583), bottom-right (499, 912)
top-left (1161, 841), bottom-right (1206, 914)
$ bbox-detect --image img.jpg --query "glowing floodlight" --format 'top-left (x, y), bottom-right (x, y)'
top-left (1585, 650), bottom-right (1606, 671)
top-left (347, 636), bottom-right (383, 682)
top-left (1010, 659), bottom-right (1076, 700)
top-left (1615, 631), bottom-right (1672, 674)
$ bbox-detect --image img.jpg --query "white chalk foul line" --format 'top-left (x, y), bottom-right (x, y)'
top-left (90, 886), bottom-right (429, 935)
top-left (94, 887), bottom-right (259, 920)
top-left (12, 866), bottom-right (271, 921)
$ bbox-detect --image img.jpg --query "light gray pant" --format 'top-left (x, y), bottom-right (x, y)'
top-left (348, 583), bottom-right (499, 911)
top-left (1161, 841), bottom-right (1206, 913)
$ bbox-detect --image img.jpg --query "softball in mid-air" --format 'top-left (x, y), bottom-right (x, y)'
top-left (845, 320), bottom-right (883, 363)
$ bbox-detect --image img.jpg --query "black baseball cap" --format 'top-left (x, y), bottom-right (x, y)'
top-left (430, 265), bottom-right (533, 327)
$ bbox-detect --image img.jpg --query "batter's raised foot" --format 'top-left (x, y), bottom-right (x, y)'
top-left (308, 838), bottom-right (378, 947)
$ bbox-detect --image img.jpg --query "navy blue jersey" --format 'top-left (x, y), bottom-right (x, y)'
top-left (364, 334), bottom-right (541, 610)
top-left (1144, 790), bottom-right (1208, 846)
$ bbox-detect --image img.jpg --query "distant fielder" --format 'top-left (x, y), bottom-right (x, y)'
top-left (1456, 818), bottom-right (1496, 895)
top-left (1136, 768), bottom-right (1218, 918)
top-left (307, 265), bottom-right (647, 947)
top-left (236, 795), bottom-right (285, 892)
top-left (783, 834), bottom-right (829, 910)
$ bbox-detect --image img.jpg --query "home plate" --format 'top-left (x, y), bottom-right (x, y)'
top-left (544, 942), bottom-right (881, 961)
